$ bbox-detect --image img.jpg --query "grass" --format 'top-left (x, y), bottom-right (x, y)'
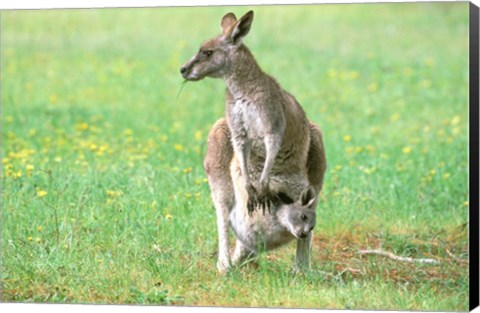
top-left (0, 2), bottom-right (470, 311)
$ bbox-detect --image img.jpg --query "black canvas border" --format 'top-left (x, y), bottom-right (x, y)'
top-left (470, 1), bottom-right (480, 311)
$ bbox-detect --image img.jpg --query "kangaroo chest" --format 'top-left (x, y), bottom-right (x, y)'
top-left (229, 98), bottom-right (272, 143)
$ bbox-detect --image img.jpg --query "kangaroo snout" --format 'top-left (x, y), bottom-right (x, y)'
top-left (180, 63), bottom-right (195, 80)
top-left (180, 56), bottom-right (200, 81)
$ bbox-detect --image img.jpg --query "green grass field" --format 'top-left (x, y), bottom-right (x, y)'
top-left (1, 3), bottom-right (470, 311)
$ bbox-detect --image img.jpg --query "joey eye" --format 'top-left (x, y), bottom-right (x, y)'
top-left (300, 214), bottom-right (308, 221)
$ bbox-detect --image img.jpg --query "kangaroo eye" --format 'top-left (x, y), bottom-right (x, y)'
top-left (301, 214), bottom-right (308, 221)
top-left (201, 50), bottom-right (214, 57)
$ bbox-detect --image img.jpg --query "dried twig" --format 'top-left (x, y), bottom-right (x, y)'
top-left (446, 249), bottom-right (469, 264)
top-left (358, 249), bottom-right (441, 265)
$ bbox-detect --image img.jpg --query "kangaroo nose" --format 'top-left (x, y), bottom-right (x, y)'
top-left (180, 66), bottom-right (187, 74)
top-left (300, 232), bottom-right (308, 239)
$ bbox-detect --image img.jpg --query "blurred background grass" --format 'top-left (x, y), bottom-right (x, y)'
top-left (1, 2), bottom-right (470, 310)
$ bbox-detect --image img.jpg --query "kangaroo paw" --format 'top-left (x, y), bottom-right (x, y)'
top-left (257, 188), bottom-right (275, 214)
top-left (246, 184), bottom-right (259, 215)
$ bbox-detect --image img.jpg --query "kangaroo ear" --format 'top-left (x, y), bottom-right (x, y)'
top-left (221, 12), bottom-right (237, 34)
top-left (224, 10), bottom-right (254, 45)
top-left (300, 186), bottom-right (317, 208)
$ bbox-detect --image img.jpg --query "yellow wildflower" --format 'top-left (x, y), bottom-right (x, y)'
top-left (420, 80), bottom-right (432, 88)
top-left (183, 167), bottom-right (192, 174)
top-left (365, 144), bottom-right (376, 153)
top-left (150, 201), bottom-right (157, 209)
top-left (89, 143), bottom-right (98, 151)
top-left (194, 130), bottom-right (203, 141)
top-left (390, 113), bottom-right (400, 122)
top-left (402, 146), bottom-right (412, 154)
top-left (98, 145), bottom-right (108, 153)
top-left (368, 83), bottom-right (378, 93)
top-left (37, 190), bottom-right (48, 198)
top-left (165, 214), bottom-right (173, 220)
top-left (75, 122), bottom-right (89, 131)
top-left (159, 134), bottom-right (168, 143)
top-left (106, 190), bottom-right (123, 198)
top-left (424, 57), bottom-right (435, 67)
top-left (403, 68), bottom-right (413, 77)
top-left (343, 135), bottom-right (352, 142)
top-left (370, 126), bottom-right (381, 134)
top-left (450, 115), bottom-right (461, 126)
top-left (28, 128), bottom-right (37, 137)
top-left (174, 144), bottom-right (184, 151)
top-left (49, 94), bottom-right (58, 104)
top-left (327, 68), bottom-right (338, 79)
top-left (348, 71), bottom-right (359, 80)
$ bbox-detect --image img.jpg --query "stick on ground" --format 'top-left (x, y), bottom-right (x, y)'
top-left (358, 249), bottom-right (441, 265)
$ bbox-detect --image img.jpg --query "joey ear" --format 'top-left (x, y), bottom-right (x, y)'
top-left (224, 10), bottom-right (254, 45)
top-left (300, 186), bottom-right (317, 208)
top-left (221, 12), bottom-right (237, 34)
top-left (276, 192), bottom-right (294, 205)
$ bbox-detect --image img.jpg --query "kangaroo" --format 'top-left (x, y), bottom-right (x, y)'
top-left (204, 117), bottom-right (326, 273)
top-left (181, 11), bottom-right (327, 273)
top-left (180, 11), bottom-right (312, 213)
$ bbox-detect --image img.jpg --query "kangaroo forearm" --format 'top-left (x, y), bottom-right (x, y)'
top-left (231, 136), bottom-right (251, 185)
top-left (260, 133), bottom-right (283, 184)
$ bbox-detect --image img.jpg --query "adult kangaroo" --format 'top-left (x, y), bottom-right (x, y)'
top-left (180, 11), bottom-right (327, 273)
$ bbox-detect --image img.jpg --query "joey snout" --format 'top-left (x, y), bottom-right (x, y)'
top-left (299, 226), bottom-right (314, 239)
